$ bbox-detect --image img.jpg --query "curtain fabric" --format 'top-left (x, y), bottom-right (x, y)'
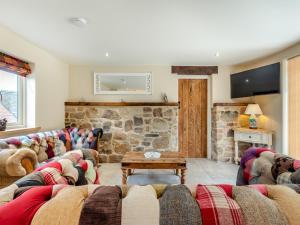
top-left (0, 52), bottom-right (31, 76)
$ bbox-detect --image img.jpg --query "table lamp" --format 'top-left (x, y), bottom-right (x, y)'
top-left (244, 104), bottom-right (263, 129)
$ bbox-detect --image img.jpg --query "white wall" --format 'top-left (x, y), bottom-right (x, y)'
top-left (232, 42), bottom-right (300, 153)
top-left (0, 25), bottom-right (69, 130)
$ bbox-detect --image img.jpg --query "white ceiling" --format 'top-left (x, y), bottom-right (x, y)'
top-left (0, 0), bottom-right (300, 66)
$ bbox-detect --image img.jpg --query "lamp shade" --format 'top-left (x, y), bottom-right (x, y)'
top-left (244, 104), bottom-right (263, 115)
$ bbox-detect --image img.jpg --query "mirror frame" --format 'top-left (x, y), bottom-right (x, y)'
top-left (94, 72), bottom-right (152, 95)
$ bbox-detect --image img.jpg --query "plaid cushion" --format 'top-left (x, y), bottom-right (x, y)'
top-left (277, 172), bottom-right (292, 184)
top-left (40, 168), bottom-right (68, 185)
top-left (196, 185), bottom-right (245, 225)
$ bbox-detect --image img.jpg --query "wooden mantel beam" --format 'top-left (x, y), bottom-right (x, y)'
top-left (171, 66), bottom-right (218, 75)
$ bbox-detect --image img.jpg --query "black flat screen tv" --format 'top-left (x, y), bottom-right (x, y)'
top-left (231, 62), bottom-right (280, 98)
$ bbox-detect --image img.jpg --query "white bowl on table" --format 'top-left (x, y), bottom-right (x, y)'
top-left (144, 151), bottom-right (161, 159)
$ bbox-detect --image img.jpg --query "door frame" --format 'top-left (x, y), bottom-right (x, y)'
top-left (176, 75), bottom-right (212, 159)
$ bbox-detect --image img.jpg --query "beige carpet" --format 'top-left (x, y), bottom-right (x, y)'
top-left (99, 158), bottom-right (239, 185)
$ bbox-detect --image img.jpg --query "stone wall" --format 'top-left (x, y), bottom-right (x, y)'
top-left (65, 106), bottom-right (178, 162)
top-left (211, 104), bottom-right (250, 162)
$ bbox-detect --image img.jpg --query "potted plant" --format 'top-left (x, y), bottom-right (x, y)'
top-left (0, 118), bottom-right (7, 131)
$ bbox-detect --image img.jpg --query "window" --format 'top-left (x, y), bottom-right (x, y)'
top-left (0, 70), bottom-right (25, 128)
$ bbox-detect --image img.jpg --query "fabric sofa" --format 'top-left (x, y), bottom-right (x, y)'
top-left (236, 147), bottom-right (300, 190)
top-left (0, 183), bottom-right (299, 225)
top-left (0, 127), bottom-right (103, 187)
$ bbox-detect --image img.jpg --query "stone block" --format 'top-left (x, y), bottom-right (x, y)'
top-left (153, 108), bottom-right (163, 117)
top-left (102, 110), bottom-right (121, 120)
top-left (114, 132), bottom-right (127, 140)
top-left (133, 116), bottom-right (143, 126)
top-left (70, 112), bottom-right (85, 119)
top-left (114, 142), bottom-right (130, 154)
top-left (125, 120), bottom-right (133, 131)
top-left (152, 137), bottom-right (169, 149)
top-left (109, 154), bottom-right (123, 163)
top-left (114, 121), bottom-right (122, 128)
top-left (134, 127), bottom-right (143, 133)
top-left (163, 109), bottom-right (173, 117)
top-left (103, 121), bottom-right (112, 132)
top-left (142, 141), bottom-right (151, 146)
top-left (134, 146), bottom-right (144, 151)
top-left (144, 119), bottom-right (152, 124)
top-left (152, 118), bottom-right (168, 131)
top-left (143, 107), bottom-right (152, 113)
top-left (145, 133), bottom-right (159, 137)
top-left (99, 154), bottom-right (108, 163)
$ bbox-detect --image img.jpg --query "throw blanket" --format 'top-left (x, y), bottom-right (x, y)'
top-left (79, 186), bottom-right (122, 225)
top-left (233, 186), bottom-right (288, 225)
top-left (196, 185), bottom-right (245, 225)
top-left (15, 171), bottom-right (45, 187)
top-left (0, 186), bottom-right (53, 225)
top-left (31, 186), bottom-right (88, 225)
top-left (271, 155), bottom-right (295, 180)
top-left (267, 185), bottom-right (300, 225)
top-left (122, 185), bottom-right (159, 225)
top-left (160, 185), bottom-right (202, 225)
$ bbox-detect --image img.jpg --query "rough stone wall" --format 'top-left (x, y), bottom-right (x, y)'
top-left (65, 106), bottom-right (178, 162)
top-left (211, 105), bottom-right (249, 163)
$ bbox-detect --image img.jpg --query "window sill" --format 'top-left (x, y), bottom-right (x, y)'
top-left (0, 127), bottom-right (41, 139)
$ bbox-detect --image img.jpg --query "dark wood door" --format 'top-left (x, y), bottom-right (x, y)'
top-left (178, 79), bottom-right (207, 158)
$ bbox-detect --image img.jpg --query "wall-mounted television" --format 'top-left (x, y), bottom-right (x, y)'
top-left (231, 62), bottom-right (280, 98)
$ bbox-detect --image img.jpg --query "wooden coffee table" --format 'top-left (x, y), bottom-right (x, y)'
top-left (121, 152), bottom-right (187, 184)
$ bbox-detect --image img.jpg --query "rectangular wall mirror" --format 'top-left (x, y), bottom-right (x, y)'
top-left (94, 72), bottom-right (152, 95)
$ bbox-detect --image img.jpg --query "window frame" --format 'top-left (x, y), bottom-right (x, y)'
top-left (2, 73), bottom-right (26, 129)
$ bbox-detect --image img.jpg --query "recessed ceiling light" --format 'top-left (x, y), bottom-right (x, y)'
top-left (215, 52), bottom-right (220, 57)
top-left (68, 17), bottom-right (88, 27)
top-left (105, 52), bottom-right (110, 57)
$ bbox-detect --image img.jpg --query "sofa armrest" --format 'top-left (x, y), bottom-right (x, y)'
top-left (0, 148), bottom-right (38, 177)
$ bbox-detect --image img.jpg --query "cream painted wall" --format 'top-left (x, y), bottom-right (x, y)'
top-left (0, 25), bottom-right (69, 130)
top-left (69, 65), bottom-right (220, 103)
top-left (69, 65), bottom-right (178, 102)
top-left (233, 42), bottom-right (300, 153)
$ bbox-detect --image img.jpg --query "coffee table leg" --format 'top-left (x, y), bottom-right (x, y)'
top-left (122, 169), bottom-right (127, 185)
top-left (181, 169), bottom-right (186, 184)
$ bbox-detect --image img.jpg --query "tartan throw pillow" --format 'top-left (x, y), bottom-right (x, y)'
top-left (40, 168), bottom-right (68, 185)
top-left (196, 185), bottom-right (245, 225)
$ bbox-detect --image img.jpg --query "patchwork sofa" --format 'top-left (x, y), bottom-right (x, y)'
top-left (0, 127), bottom-right (103, 187)
top-left (236, 147), bottom-right (300, 190)
top-left (0, 183), bottom-right (300, 225)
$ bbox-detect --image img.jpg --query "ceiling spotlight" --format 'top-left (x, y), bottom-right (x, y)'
top-left (68, 17), bottom-right (88, 27)
top-left (215, 52), bottom-right (220, 57)
top-left (105, 52), bottom-right (110, 57)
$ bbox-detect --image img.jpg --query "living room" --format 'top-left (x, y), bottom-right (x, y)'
top-left (0, 1), bottom-right (300, 225)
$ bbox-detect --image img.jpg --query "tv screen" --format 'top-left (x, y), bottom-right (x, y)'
top-left (231, 63), bottom-right (280, 98)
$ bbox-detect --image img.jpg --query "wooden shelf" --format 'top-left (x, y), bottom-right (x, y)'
top-left (65, 102), bottom-right (179, 107)
top-left (213, 103), bottom-right (250, 107)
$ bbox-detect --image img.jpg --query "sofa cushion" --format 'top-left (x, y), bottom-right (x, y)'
top-left (122, 185), bottom-right (159, 225)
top-left (79, 186), bottom-right (121, 225)
top-left (233, 186), bottom-right (288, 225)
top-left (267, 185), bottom-right (300, 225)
top-left (160, 185), bottom-right (202, 225)
top-left (31, 186), bottom-right (88, 225)
top-left (0, 185), bottom-right (53, 225)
